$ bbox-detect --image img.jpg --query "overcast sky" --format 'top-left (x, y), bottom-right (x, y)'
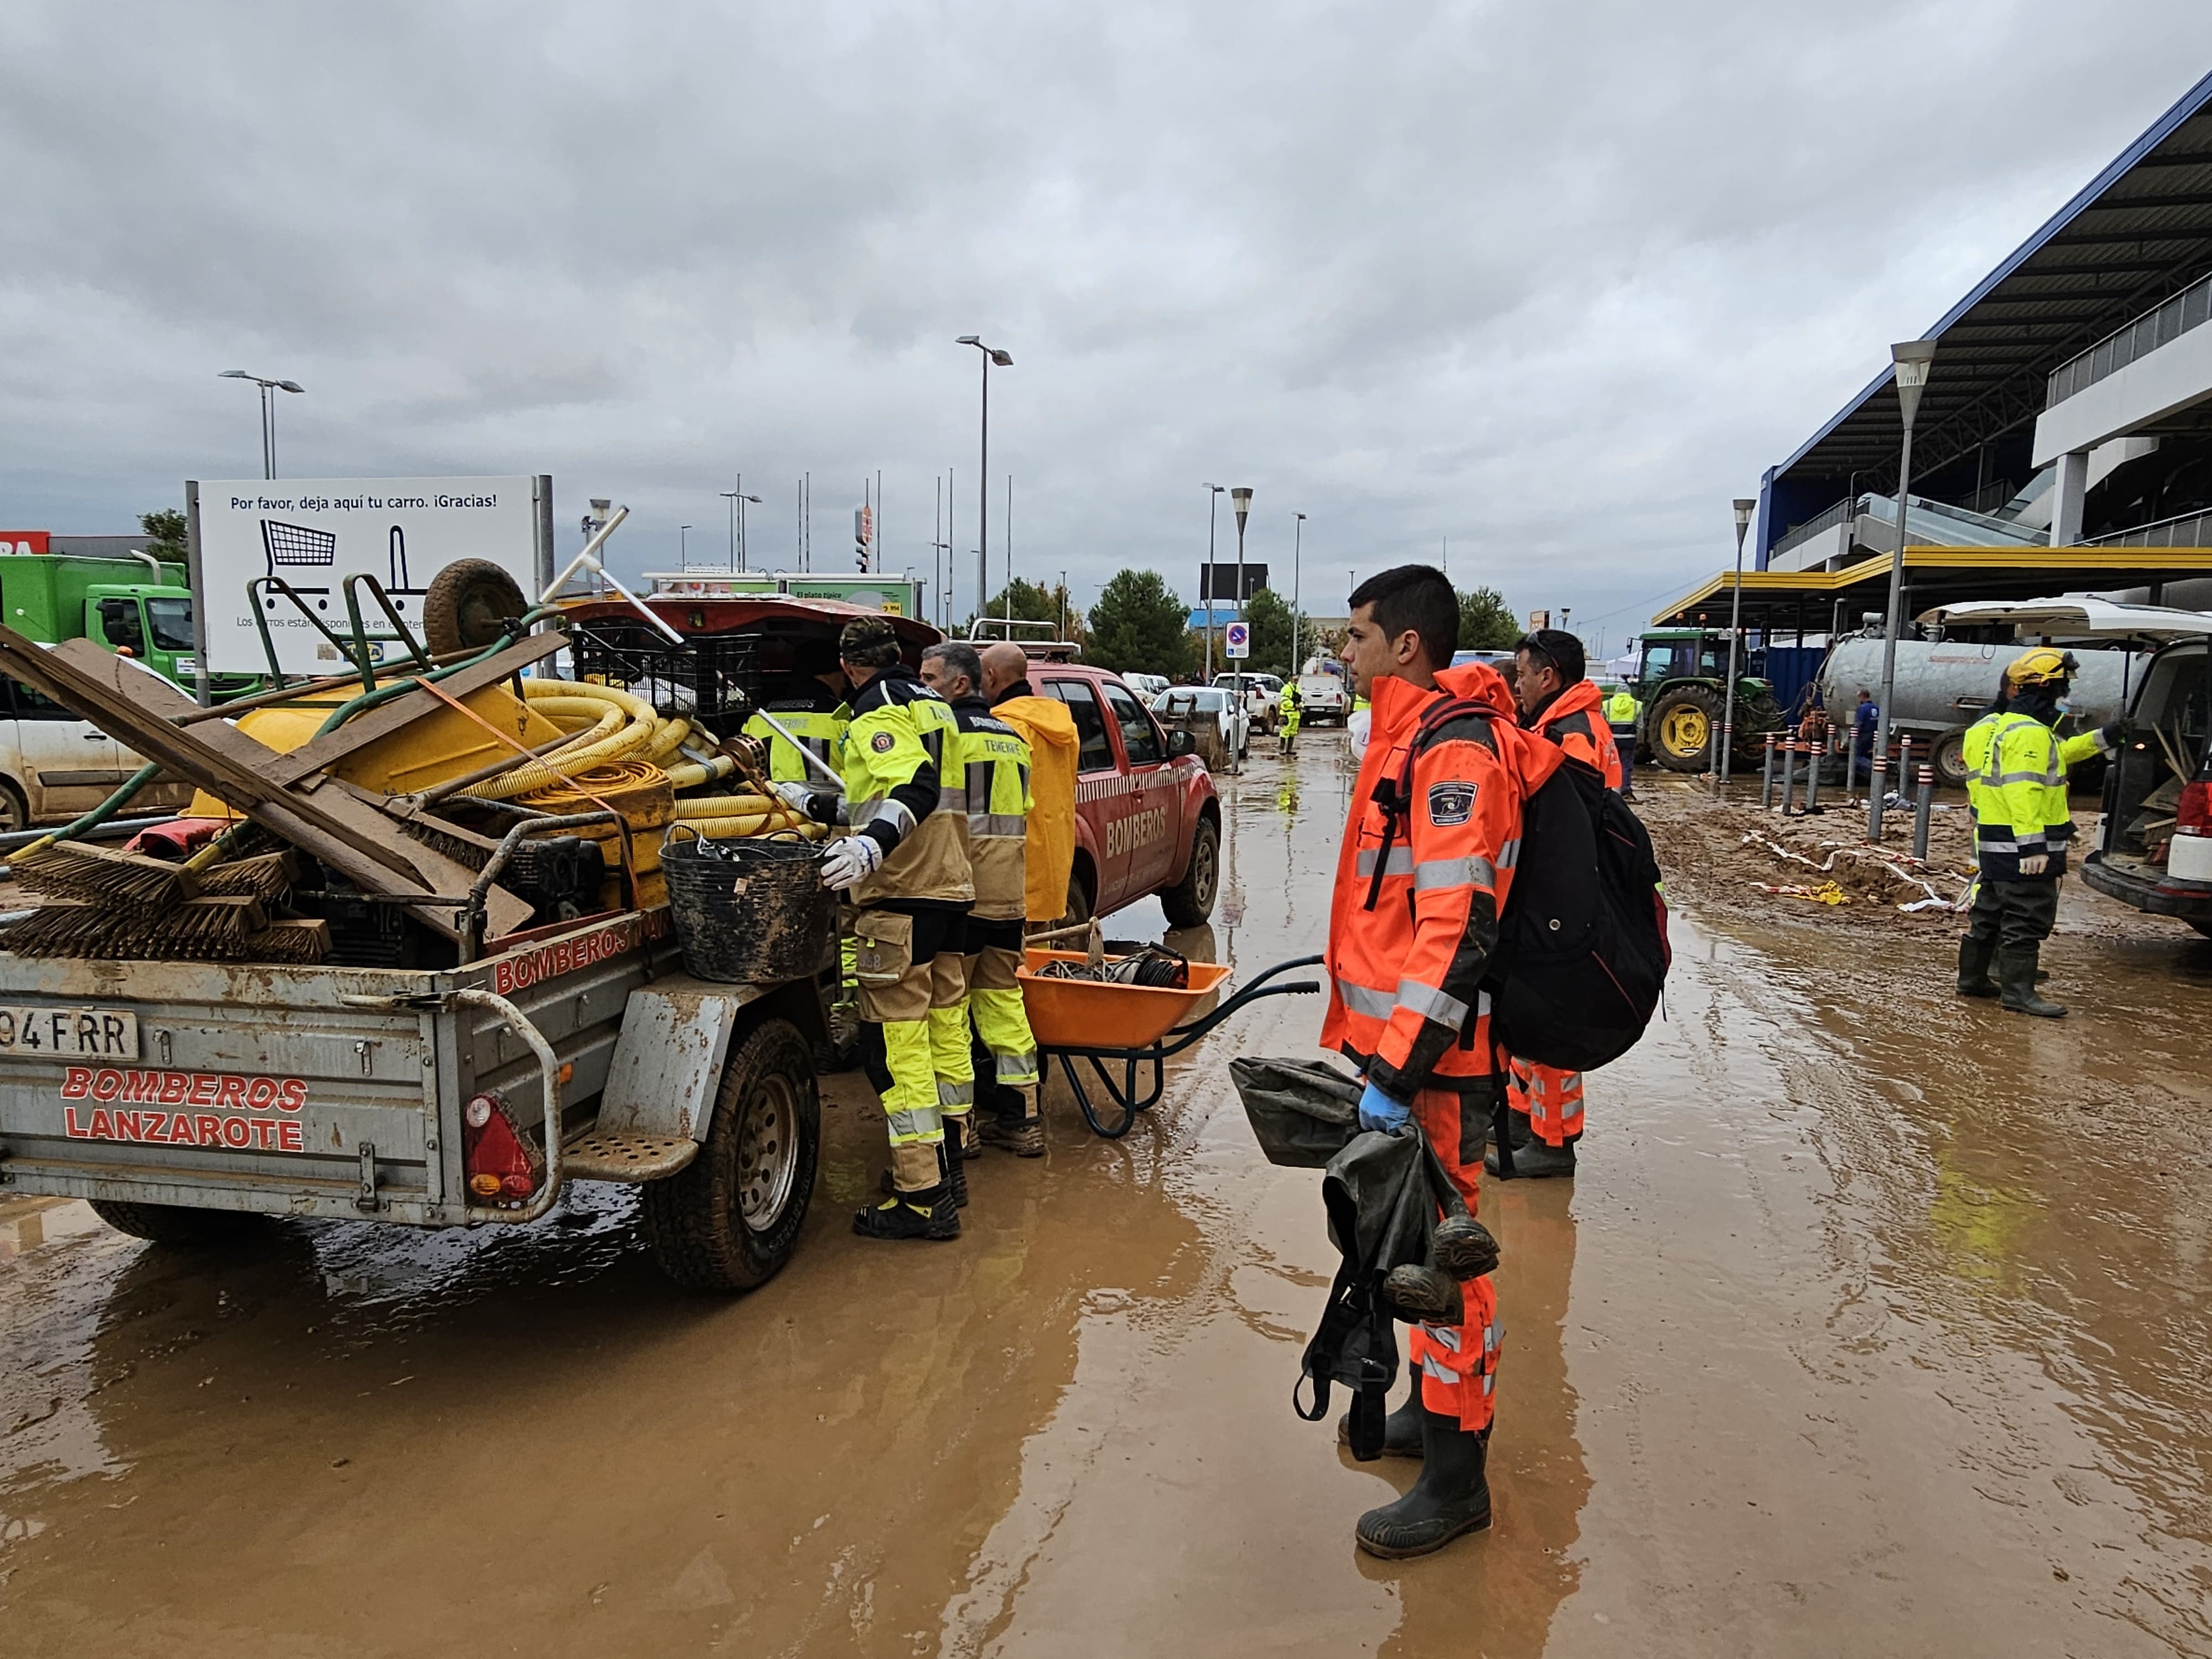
top-left (6, 2), bottom-right (2211, 654)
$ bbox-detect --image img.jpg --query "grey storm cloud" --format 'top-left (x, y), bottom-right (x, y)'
top-left (4, 0), bottom-right (2211, 648)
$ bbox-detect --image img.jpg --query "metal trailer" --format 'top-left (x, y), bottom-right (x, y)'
top-left (1815, 637), bottom-right (2148, 787)
top-left (0, 909), bottom-right (828, 1291)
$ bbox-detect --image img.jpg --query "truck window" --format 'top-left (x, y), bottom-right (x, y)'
top-left (145, 598), bottom-right (195, 653)
top-left (96, 598), bottom-right (146, 655)
top-left (1048, 680), bottom-right (1115, 772)
top-left (1102, 682), bottom-right (1164, 765)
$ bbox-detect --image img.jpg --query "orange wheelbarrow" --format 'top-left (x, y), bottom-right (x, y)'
top-left (1017, 950), bottom-right (1324, 1138)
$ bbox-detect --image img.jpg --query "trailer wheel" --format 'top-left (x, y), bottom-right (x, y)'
top-left (643, 1017), bottom-right (820, 1292)
top-left (1933, 731), bottom-right (1971, 790)
top-left (89, 1201), bottom-right (261, 1245)
top-left (422, 559), bottom-right (527, 656)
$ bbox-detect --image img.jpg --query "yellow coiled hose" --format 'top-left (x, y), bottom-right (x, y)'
top-left (472, 681), bottom-right (660, 799)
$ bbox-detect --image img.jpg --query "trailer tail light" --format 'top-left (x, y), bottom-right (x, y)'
top-left (2179, 781), bottom-right (2212, 837)
top-left (462, 1091), bottom-right (541, 1201)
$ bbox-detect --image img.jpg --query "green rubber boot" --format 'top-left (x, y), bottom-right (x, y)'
top-left (1957, 933), bottom-right (1999, 998)
top-left (1997, 946), bottom-right (2066, 1018)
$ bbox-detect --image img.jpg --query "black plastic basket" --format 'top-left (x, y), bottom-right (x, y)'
top-left (661, 828), bottom-right (836, 983)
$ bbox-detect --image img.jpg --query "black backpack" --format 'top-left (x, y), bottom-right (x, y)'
top-left (1375, 696), bottom-right (1670, 1076)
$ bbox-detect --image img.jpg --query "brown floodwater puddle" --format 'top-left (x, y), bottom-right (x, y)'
top-left (2, 739), bottom-right (2208, 1657)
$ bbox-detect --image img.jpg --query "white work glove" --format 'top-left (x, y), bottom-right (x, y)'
top-left (2015, 853), bottom-right (2048, 877)
top-left (819, 834), bottom-right (885, 891)
top-left (774, 780), bottom-right (832, 821)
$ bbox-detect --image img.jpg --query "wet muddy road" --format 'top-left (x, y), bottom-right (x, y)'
top-left (5, 737), bottom-right (2212, 1657)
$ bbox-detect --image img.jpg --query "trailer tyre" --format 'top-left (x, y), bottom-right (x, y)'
top-left (89, 1201), bottom-right (262, 1245)
top-left (643, 1017), bottom-right (820, 1292)
top-left (1933, 731), bottom-right (1971, 790)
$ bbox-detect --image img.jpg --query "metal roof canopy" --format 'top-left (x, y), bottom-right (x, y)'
top-left (1760, 70), bottom-right (2212, 558)
top-left (1652, 546), bottom-right (2212, 631)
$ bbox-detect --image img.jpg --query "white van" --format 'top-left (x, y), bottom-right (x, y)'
top-left (0, 675), bottom-right (194, 831)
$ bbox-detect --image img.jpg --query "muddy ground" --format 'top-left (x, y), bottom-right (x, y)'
top-left (4, 733), bottom-right (2212, 1657)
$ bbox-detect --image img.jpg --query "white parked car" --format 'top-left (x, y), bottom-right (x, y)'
top-left (0, 672), bottom-right (195, 831)
top-left (1151, 685), bottom-right (1250, 761)
top-left (1121, 671), bottom-right (1172, 701)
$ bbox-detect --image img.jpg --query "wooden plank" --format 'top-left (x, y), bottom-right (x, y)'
top-left (264, 632), bottom-right (566, 787)
top-left (0, 634), bottom-right (531, 943)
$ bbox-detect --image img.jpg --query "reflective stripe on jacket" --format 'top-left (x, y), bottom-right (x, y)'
top-left (1534, 679), bottom-right (1622, 791)
top-left (1321, 664), bottom-right (1562, 1099)
top-left (742, 702), bottom-right (849, 783)
top-left (1961, 711), bottom-right (2111, 881)
top-left (838, 668), bottom-right (973, 907)
top-left (948, 696), bottom-right (1034, 921)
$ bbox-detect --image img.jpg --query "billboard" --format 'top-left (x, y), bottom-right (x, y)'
top-left (1197, 563), bottom-right (1267, 603)
top-left (192, 477), bottom-right (546, 675)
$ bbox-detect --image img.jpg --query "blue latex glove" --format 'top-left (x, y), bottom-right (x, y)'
top-left (1357, 1081), bottom-right (1411, 1135)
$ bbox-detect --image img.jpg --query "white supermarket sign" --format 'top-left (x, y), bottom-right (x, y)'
top-left (192, 476), bottom-right (546, 675)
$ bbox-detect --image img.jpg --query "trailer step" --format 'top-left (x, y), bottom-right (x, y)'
top-left (561, 1130), bottom-right (700, 1183)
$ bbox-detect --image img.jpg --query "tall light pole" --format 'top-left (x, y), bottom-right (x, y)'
top-left (720, 489), bottom-right (740, 570)
top-left (1877, 338), bottom-right (1937, 781)
top-left (1719, 497), bottom-right (1757, 784)
top-left (957, 337), bottom-right (1012, 626)
top-left (679, 523), bottom-right (693, 567)
top-left (738, 493), bottom-right (760, 570)
top-left (1292, 512), bottom-right (1306, 674)
top-left (1203, 483), bottom-right (1224, 679)
top-left (1231, 486), bottom-right (1253, 655)
top-left (218, 370), bottom-right (304, 479)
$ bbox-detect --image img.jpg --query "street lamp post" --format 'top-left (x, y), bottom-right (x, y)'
top-left (1292, 512), bottom-right (1306, 674)
top-left (1719, 497), bottom-right (1757, 784)
top-left (1877, 339), bottom-right (1937, 786)
top-left (218, 370), bottom-right (304, 479)
top-left (957, 337), bottom-right (1012, 626)
top-left (737, 493), bottom-right (760, 570)
top-left (1231, 486), bottom-right (1252, 649)
top-left (720, 489), bottom-right (740, 570)
top-left (679, 524), bottom-right (693, 567)
top-left (1203, 483), bottom-right (1224, 679)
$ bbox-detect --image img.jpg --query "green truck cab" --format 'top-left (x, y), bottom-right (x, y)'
top-left (0, 552), bottom-right (260, 699)
top-left (1634, 627), bottom-right (1783, 773)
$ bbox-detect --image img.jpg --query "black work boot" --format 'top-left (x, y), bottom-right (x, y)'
top-left (1957, 934), bottom-right (1999, 998)
top-left (979, 1088), bottom-right (1046, 1157)
top-left (1432, 1215), bottom-right (1500, 1281)
top-left (1485, 1110), bottom-right (1533, 1152)
top-left (880, 1135), bottom-right (969, 1208)
top-left (1340, 1386), bottom-right (1425, 1459)
top-left (1354, 1400), bottom-right (1493, 1558)
top-left (1487, 1133), bottom-right (1577, 1179)
top-left (1382, 1264), bottom-right (1465, 1326)
top-left (1997, 946), bottom-right (2066, 1018)
top-left (853, 1182), bottom-right (961, 1241)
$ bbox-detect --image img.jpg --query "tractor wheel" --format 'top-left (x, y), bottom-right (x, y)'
top-left (1650, 687), bottom-right (1725, 772)
top-left (1735, 693), bottom-right (1785, 763)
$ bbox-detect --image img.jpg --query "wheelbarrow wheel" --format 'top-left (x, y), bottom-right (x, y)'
top-left (422, 558), bottom-right (526, 656)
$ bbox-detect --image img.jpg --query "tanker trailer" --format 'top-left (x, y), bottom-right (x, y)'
top-left (1815, 637), bottom-right (2147, 788)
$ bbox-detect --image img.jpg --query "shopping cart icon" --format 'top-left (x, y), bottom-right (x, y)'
top-left (260, 518), bottom-right (337, 577)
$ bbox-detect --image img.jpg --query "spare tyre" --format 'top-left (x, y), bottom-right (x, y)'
top-left (422, 559), bottom-right (527, 656)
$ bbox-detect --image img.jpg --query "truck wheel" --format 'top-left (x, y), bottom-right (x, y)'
top-left (1649, 687), bottom-right (1724, 772)
top-left (422, 559), bottom-right (526, 656)
top-left (89, 1201), bottom-right (261, 1245)
top-left (1160, 814), bottom-right (1220, 927)
top-left (1061, 862), bottom-right (1094, 928)
top-left (643, 1018), bottom-right (820, 1292)
top-left (1933, 731), bottom-right (1971, 790)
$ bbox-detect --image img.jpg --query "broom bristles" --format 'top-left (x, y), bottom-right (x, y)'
top-left (12, 841), bottom-right (204, 910)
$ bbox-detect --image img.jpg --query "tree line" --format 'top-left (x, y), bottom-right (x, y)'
top-left (969, 571), bottom-right (1521, 680)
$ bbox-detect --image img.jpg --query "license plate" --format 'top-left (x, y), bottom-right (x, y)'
top-left (0, 1007), bottom-right (140, 1059)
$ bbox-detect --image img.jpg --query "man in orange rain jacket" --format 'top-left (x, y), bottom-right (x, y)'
top-left (1485, 626), bottom-right (1616, 1181)
top-left (1323, 565), bottom-right (1563, 1561)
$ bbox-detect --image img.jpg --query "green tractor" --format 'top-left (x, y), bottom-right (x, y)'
top-left (1632, 628), bottom-right (1785, 773)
